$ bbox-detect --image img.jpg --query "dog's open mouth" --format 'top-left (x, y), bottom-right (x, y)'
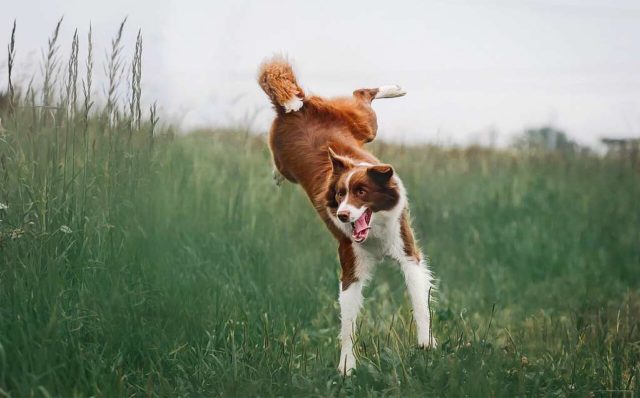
top-left (351, 208), bottom-right (372, 243)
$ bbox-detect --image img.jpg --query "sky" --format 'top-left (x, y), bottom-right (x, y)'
top-left (3, 0), bottom-right (640, 147)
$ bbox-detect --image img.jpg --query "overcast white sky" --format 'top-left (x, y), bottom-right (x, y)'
top-left (3, 0), bottom-right (640, 147)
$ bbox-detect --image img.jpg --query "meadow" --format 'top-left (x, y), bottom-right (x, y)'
top-left (1, 22), bottom-right (639, 397)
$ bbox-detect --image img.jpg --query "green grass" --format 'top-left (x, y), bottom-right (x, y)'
top-left (1, 21), bottom-right (639, 397)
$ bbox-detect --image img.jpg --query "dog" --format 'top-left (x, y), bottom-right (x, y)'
top-left (258, 56), bottom-right (436, 375)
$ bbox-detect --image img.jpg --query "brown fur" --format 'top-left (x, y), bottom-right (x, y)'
top-left (326, 167), bottom-right (400, 214)
top-left (258, 55), bottom-right (305, 113)
top-left (267, 93), bottom-right (381, 210)
top-left (338, 239), bottom-right (358, 289)
top-left (400, 210), bottom-right (422, 262)
top-left (260, 58), bottom-right (416, 290)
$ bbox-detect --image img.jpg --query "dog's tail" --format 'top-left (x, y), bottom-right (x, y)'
top-left (257, 55), bottom-right (305, 114)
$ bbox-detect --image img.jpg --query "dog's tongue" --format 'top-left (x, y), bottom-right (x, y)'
top-left (354, 211), bottom-right (370, 234)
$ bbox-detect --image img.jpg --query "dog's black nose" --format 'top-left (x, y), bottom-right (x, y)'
top-left (337, 211), bottom-right (350, 223)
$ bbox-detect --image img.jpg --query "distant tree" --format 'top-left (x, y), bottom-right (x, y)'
top-left (512, 125), bottom-right (582, 153)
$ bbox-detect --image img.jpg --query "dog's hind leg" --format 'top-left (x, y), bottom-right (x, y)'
top-left (353, 85), bottom-right (406, 104)
top-left (374, 85), bottom-right (406, 99)
top-left (272, 168), bottom-right (286, 187)
top-left (270, 154), bottom-right (296, 186)
top-left (350, 86), bottom-right (406, 143)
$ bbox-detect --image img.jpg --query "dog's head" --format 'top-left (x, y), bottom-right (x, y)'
top-left (325, 148), bottom-right (401, 243)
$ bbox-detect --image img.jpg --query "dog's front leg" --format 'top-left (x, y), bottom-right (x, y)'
top-left (393, 212), bottom-right (437, 348)
top-left (338, 279), bottom-right (363, 375)
top-left (399, 257), bottom-right (437, 349)
top-left (337, 241), bottom-right (372, 375)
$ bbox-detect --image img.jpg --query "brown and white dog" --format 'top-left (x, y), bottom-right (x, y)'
top-left (258, 56), bottom-right (436, 375)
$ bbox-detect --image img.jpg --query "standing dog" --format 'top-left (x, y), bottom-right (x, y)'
top-left (258, 56), bottom-right (436, 375)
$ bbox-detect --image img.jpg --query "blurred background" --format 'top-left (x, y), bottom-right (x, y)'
top-left (1, 1), bottom-right (639, 396)
top-left (3, 0), bottom-right (640, 148)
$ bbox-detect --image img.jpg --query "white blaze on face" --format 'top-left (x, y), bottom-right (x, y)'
top-left (336, 170), bottom-right (367, 222)
top-left (337, 202), bottom-right (367, 223)
top-left (335, 169), bottom-right (374, 243)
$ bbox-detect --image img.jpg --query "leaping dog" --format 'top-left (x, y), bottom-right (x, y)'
top-left (258, 56), bottom-right (436, 375)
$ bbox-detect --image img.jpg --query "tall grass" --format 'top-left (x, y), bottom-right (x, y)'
top-left (1, 20), bottom-right (168, 395)
top-left (1, 20), bottom-right (639, 397)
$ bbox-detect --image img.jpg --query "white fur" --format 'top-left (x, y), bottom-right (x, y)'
top-left (330, 174), bottom-right (437, 373)
top-left (336, 170), bottom-right (367, 222)
top-left (337, 247), bottom-right (375, 375)
top-left (283, 96), bottom-right (303, 112)
top-left (374, 85), bottom-right (407, 99)
top-left (337, 203), bottom-right (367, 223)
top-left (338, 281), bottom-right (363, 375)
top-left (400, 258), bottom-right (436, 348)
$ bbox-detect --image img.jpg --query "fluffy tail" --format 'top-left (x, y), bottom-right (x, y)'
top-left (257, 56), bottom-right (305, 113)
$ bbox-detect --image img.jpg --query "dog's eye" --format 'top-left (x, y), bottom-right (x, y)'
top-left (336, 191), bottom-right (344, 199)
top-left (356, 188), bottom-right (366, 197)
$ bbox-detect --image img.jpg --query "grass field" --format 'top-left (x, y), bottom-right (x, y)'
top-left (1, 23), bottom-right (640, 397)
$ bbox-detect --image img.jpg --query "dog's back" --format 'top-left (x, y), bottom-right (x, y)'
top-left (258, 56), bottom-right (382, 201)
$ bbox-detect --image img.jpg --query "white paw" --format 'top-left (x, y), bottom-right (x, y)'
top-left (337, 353), bottom-right (356, 376)
top-left (272, 169), bottom-right (285, 186)
top-left (418, 334), bottom-right (437, 349)
top-left (374, 85), bottom-right (407, 99)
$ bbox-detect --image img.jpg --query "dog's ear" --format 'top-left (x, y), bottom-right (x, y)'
top-left (327, 147), bottom-right (351, 174)
top-left (367, 164), bottom-right (394, 185)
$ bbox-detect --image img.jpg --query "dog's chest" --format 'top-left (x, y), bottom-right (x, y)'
top-left (360, 216), bottom-right (402, 258)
